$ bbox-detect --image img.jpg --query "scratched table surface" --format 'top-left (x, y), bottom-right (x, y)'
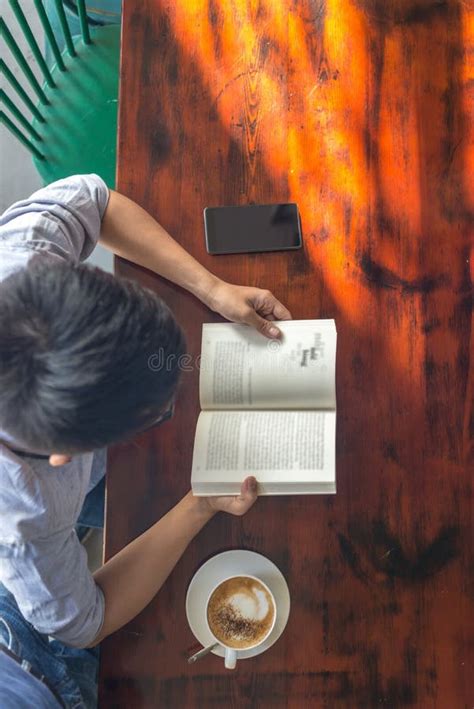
top-left (99, 1), bottom-right (474, 707)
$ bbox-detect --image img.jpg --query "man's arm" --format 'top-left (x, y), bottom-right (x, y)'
top-left (99, 190), bottom-right (291, 339)
top-left (89, 478), bottom-right (257, 646)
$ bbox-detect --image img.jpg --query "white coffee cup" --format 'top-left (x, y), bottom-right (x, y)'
top-left (205, 574), bottom-right (277, 669)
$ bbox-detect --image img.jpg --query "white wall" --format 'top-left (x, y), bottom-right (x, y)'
top-left (0, 1), bottom-right (113, 272)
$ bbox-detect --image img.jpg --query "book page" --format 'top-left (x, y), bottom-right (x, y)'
top-left (199, 320), bottom-right (336, 410)
top-left (191, 410), bottom-right (336, 495)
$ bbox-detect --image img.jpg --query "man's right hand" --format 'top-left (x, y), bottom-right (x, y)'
top-left (193, 476), bottom-right (258, 517)
top-left (92, 477), bottom-right (258, 646)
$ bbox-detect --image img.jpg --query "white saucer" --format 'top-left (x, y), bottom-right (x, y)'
top-left (186, 550), bottom-right (290, 660)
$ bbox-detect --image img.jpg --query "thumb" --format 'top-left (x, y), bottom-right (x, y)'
top-left (244, 309), bottom-right (281, 339)
top-left (233, 476), bottom-right (258, 515)
top-left (240, 475), bottom-right (258, 499)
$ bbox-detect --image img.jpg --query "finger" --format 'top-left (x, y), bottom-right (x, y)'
top-left (241, 475), bottom-right (258, 497)
top-left (234, 476), bottom-right (258, 514)
top-left (243, 308), bottom-right (282, 339)
top-left (268, 297), bottom-right (292, 321)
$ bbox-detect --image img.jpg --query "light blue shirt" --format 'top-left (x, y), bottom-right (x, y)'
top-left (0, 175), bottom-right (109, 648)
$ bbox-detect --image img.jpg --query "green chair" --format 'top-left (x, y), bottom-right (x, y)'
top-left (43, 0), bottom-right (121, 65)
top-left (0, 0), bottom-right (120, 187)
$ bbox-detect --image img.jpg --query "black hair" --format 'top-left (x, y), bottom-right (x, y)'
top-left (0, 257), bottom-right (186, 452)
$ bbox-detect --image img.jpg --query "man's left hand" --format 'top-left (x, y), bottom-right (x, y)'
top-left (204, 280), bottom-right (292, 339)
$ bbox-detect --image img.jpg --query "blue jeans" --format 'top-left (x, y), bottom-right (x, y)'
top-left (0, 585), bottom-right (99, 709)
top-left (76, 475), bottom-right (106, 534)
top-left (0, 476), bottom-right (106, 708)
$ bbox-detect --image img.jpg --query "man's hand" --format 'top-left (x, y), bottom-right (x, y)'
top-left (194, 476), bottom-right (258, 517)
top-left (204, 280), bottom-right (292, 339)
top-left (92, 477), bottom-right (258, 646)
top-left (101, 193), bottom-right (291, 338)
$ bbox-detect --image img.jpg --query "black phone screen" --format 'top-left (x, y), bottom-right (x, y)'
top-left (204, 203), bottom-right (302, 255)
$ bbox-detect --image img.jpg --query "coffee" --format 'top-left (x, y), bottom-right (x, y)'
top-left (207, 576), bottom-right (275, 649)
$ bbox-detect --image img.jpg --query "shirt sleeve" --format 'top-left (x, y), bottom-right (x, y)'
top-left (0, 174), bottom-right (109, 264)
top-left (0, 531), bottom-right (105, 648)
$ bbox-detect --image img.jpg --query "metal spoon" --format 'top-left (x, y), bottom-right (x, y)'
top-left (187, 642), bottom-right (219, 664)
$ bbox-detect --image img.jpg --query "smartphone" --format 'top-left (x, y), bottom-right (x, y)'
top-left (204, 203), bottom-right (302, 255)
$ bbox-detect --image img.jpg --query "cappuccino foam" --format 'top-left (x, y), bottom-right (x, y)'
top-left (207, 576), bottom-right (275, 649)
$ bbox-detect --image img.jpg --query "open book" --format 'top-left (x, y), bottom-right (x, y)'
top-left (191, 319), bottom-right (337, 495)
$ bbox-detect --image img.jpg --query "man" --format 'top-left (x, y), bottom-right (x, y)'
top-left (0, 174), bottom-right (292, 707)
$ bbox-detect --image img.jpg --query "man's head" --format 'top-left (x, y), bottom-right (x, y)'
top-left (0, 258), bottom-right (186, 460)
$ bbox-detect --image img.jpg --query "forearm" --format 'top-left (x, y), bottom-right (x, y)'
top-left (100, 190), bottom-right (220, 304)
top-left (90, 492), bottom-right (214, 645)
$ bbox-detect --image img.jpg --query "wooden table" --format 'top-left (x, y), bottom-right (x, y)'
top-left (99, 2), bottom-right (474, 706)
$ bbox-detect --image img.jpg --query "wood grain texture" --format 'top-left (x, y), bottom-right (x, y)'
top-left (99, 1), bottom-right (474, 707)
